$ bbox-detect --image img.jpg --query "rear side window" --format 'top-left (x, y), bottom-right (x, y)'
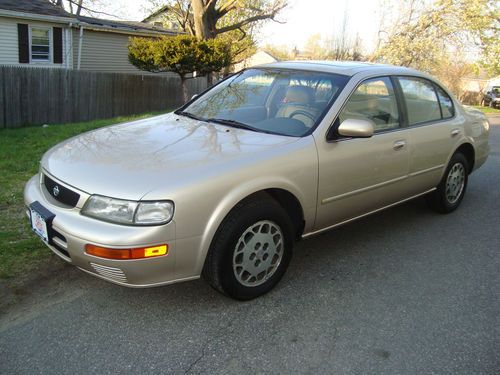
top-left (434, 85), bottom-right (455, 119)
top-left (398, 77), bottom-right (441, 125)
top-left (339, 77), bottom-right (400, 133)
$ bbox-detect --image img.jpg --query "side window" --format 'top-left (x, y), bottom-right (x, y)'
top-left (339, 77), bottom-right (399, 133)
top-left (434, 85), bottom-right (455, 119)
top-left (398, 77), bottom-right (441, 125)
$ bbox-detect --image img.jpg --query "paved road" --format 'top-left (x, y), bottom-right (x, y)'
top-left (1, 116), bottom-right (499, 375)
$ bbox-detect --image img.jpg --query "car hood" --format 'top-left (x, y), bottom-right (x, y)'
top-left (41, 113), bottom-right (299, 200)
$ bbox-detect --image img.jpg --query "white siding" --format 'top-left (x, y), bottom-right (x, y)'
top-left (0, 16), bottom-right (71, 68)
top-left (73, 29), bottom-right (175, 76)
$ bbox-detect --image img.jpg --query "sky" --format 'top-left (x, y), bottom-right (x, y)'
top-left (89, 0), bottom-right (384, 53)
top-left (257, 0), bottom-right (382, 53)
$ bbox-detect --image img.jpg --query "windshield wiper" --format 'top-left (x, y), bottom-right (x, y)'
top-left (175, 110), bottom-right (206, 122)
top-left (207, 118), bottom-right (269, 133)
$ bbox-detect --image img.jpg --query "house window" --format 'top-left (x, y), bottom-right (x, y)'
top-left (30, 27), bottom-right (51, 62)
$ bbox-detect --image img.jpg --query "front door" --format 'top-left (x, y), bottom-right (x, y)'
top-left (314, 76), bottom-right (410, 230)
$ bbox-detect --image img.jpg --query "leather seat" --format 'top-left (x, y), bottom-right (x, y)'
top-left (276, 86), bottom-right (320, 127)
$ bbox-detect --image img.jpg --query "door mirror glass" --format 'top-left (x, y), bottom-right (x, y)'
top-left (338, 118), bottom-right (374, 138)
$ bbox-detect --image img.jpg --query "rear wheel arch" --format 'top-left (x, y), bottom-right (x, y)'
top-left (454, 143), bottom-right (475, 173)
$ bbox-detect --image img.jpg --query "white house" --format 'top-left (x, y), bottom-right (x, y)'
top-left (0, 0), bottom-right (178, 74)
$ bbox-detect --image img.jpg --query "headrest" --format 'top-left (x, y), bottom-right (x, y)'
top-left (283, 86), bottom-right (314, 104)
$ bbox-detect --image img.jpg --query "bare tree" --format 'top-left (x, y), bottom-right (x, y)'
top-left (145, 0), bottom-right (287, 40)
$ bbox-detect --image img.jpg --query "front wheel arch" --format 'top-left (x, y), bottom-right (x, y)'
top-left (202, 193), bottom-right (295, 299)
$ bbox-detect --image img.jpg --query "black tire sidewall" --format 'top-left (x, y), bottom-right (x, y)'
top-left (216, 199), bottom-right (294, 300)
top-left (438, 153), bottom-right (469, 212)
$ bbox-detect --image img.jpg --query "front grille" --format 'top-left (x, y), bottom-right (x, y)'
top-left (50, 228), bottom-right (70, 258)
top-left (90, 263), bottom-right (128, 283)
top-left (43, 174), bottom-right (80, 207)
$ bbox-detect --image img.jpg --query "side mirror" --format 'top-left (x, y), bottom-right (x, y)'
top-left (337, 118), bottom-right (374, 138)
top-left (191, 94), bottom-right (198, 100)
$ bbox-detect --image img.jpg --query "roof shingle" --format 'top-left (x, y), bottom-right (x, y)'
top-left (0, 0), bottom-right (72, 18)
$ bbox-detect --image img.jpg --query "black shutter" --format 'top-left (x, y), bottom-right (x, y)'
top-left (53, 27), bottom-right (63, 64)
top-left (17, 24), bottom-right (29, 63)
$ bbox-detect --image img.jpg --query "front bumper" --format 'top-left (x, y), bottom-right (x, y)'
top-left (24, 174), bottom-right (200, 287)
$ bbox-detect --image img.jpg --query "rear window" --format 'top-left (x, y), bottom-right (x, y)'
top-left (434, 85), bottom-right (455, 119)
top-left (397, 77), bottom-right (441, 125)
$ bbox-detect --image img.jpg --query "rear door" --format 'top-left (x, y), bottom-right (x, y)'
top-left (395, 76), bottom-right (463, 196)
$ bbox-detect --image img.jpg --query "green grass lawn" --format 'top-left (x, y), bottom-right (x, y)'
top-left (471, 105), bottom-right (500, 114)
top-left (0, 111), bottom-right (167, 280)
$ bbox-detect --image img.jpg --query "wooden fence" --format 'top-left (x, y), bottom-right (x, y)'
top-left (0, 66), bottom-right (208, 128)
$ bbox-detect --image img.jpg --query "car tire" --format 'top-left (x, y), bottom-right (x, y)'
top-left (203, 194), bottom-right (294, 300)
top-left (426, 153), bottom-right (469, 214)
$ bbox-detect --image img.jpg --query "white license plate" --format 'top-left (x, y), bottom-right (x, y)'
top-left (30, 207), bottom-right (49, 243)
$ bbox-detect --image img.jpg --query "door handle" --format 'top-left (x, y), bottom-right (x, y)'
top-left (451, 129), bottom-right (460, 137)
top-left (393, 140), bottom-right (406, 150)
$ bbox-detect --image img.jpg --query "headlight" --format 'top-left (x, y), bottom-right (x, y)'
top-left (81, 195), bottom-right (174, 225)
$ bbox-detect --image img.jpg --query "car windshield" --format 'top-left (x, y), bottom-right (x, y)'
top-left (178, 68), bottom-right (349, 137)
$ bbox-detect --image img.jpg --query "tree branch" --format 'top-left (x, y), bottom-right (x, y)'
top-left (66, 0), bottom-right (124, 19)
top-left (216, 11), bottom-right (284, 35)
top-left (205, 0), bottom-right (218, 11)
top-left (216, 0), bottom-right (239, 17)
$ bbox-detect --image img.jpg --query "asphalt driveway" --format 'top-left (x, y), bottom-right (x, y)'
top-left (1, 116), bottom-right (499, 374)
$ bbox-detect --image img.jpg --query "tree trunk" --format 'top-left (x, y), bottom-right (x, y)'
top-left (180, 75), bottom-right (189, 104)
top-left (191, 0), bottom-right (218, 39)
top-left (75, 0), bottom-right (83, 16)
top-left (191, 0), bottom-right (210, 40)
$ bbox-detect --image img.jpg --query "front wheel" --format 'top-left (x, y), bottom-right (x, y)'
top-left (426, 153), bottom-right (469, 213)
top-left (203, 195), bottom-right (294, 300)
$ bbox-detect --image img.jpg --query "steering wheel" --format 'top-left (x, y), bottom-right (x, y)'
top-left (288, 110), bottom-right (316, 122)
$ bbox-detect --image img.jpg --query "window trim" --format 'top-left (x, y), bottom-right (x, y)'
top-left (432, 82), bottom-right (456, 120)
top-left (326, 75), bottom-right (404, 142)
top-left (29, 25), bottom-right (52, 64)
top-left (395, 75), bottom-right (457, 128)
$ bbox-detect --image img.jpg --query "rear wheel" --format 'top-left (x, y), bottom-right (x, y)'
top-left (203, 195), bottom-right (294, 300)
top-left (426, 153), bottom-right (468, 213)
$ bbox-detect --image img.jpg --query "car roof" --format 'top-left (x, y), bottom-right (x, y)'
top-left (255, 60), bottom-right (423, 77)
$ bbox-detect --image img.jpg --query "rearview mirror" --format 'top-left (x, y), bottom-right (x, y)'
top-left (338, 118), bottom-right (374, 138)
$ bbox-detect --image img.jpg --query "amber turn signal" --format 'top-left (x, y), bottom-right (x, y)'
top-left (85, 244), bottom-right (168, 260)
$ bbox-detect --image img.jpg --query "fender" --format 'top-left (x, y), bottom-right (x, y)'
top-left (193, 177), bottom-right (311, 274)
